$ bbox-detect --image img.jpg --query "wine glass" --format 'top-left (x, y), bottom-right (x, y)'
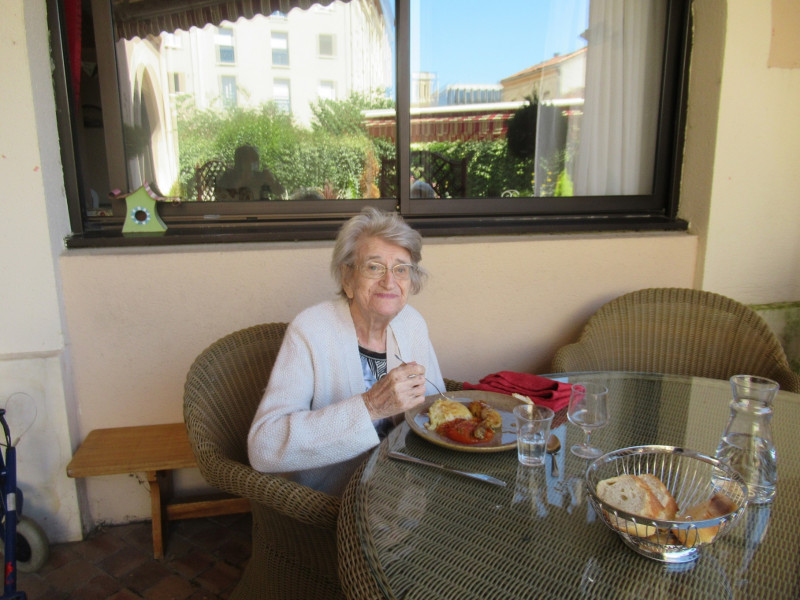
top-left (567, 382), bottom-right (609, 458)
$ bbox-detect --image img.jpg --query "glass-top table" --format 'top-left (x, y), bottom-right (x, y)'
top-left (337, 372), bottom-right (800, 600)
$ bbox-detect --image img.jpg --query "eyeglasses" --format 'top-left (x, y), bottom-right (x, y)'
top-left (355, 261), bottom-right (416, 280)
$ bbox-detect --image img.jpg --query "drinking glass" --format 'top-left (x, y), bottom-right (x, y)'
top-left (513, 404), bottom-right (554, 466)
top-left (567, 382), bottom-right (609, 458)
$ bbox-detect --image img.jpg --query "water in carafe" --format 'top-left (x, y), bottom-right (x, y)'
top-left (715, 375), bottom-right (778, 504)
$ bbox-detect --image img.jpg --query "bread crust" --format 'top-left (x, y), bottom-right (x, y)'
top-left (638, 474), bottom-right (679, 519)
top-left (596, 475), bottom-right (664, 537)
top-left (596, 474), bottom-right (738, 548)
top-left (671, 493), bottom-right (737, 547)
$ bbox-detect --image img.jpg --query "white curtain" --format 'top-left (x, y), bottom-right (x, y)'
top-left (573, 0), bottom-right (667, 196)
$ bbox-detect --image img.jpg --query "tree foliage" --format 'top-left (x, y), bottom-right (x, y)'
top-left (310, 90), bottom-right (394, 137)
top-left (174, 91), bottom-right (548, 201)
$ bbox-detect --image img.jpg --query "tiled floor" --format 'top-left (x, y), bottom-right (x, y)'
top-left (13, 513), bottom-right (252, 600)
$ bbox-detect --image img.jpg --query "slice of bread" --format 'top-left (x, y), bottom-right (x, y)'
top-left (638, 474), bottom-right (679, 519)
top-left (595, 475), bottom-right (664, 537)
top-left (672, 493), bottom-right (738, 547)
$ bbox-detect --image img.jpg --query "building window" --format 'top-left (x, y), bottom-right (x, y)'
top-left (273, 78), bottom-right (291, 113)
top-left (318, 80), bottom-right (336, 101)
top-left (47, 0), bottom-right (690, 247)
top-left (216, 27), bottom-right (235, 64)
top-left (272, 32), bottom-right (289, 66)
top-left (168, 72), bottom-right (186, 94)
top-left (319, 34), bottom-right (335, 58)
top-left (221, 75), bottom-right (237, 107)
top-left (163, 32), bottom-right (182, 48)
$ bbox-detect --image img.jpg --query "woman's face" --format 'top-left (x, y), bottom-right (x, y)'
top-left (344, 237), bottom-right (412, 325)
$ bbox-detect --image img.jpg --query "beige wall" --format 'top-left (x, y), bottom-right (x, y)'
top-left (699, 0), bottom-right (800, 302)
top-left (1, 1), bottom-right (82, 542)
top-left (3, 0), bottom-right (800, 541)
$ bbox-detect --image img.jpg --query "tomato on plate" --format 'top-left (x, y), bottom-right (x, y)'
top-left (436, 418), bottom-right (495, 445)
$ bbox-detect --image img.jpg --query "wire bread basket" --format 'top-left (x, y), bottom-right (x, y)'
top-left (585, 445), bottom-right (748, 563)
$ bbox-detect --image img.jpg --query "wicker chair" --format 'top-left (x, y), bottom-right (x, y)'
top-left (551, 288), bottom-right (800, 393)
top-left (183, 322), bottom-right (343, 600)
top-left (184, 322), bottom-right (464, 599)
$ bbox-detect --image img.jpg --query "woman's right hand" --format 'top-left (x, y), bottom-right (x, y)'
top-left (363, 361), bottom-right (428, 420)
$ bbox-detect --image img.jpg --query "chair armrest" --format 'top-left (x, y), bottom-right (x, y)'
top-left (189, 439), bottom-right (340, 530)
top-left (551, 342), bottom-right (603, 373)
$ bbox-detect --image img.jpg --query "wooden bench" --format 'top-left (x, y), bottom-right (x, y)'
top-left (66, 423), bottom-right (250, 559)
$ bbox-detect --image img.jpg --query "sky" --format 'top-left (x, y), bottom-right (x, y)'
top-left (413, 0), bottom-right (589, 88)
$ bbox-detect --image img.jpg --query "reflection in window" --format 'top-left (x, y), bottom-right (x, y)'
top-left (405, 0), bottom-right (667, 199)
top-left (52, 0), bottom-right (688, 241)
top-left (272, 32), bottom-right (289, 66)
top-left (101, 1), bottom-right (394, 203)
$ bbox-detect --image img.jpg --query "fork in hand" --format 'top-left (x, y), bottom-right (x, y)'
top-left (394, 354), bottom-right (450, 400)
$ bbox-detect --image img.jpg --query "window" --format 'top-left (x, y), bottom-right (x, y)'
top-left (47, 0), bottom-right (690, 247)
top-left (273, 78), bottom-right (291, 113)
top-left (163, 32), bottom-right (182, 48)
top-left (168, 72), bottom-right (186, 94)
top-left (319, 33), bottom-right (335, 57)
top-left (221, 76), bottom-right (238, 107)
top-left (318, 80), bottom-right (336, 101)
top-left (271, 32), bottom-right (289, 67)
top-left (216, 27), bottom-right (235, 64)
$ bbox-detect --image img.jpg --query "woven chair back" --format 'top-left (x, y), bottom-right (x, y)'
top-left (184, 323), bottom-right (288, 468)
top-left (552, 288), bottom-right (800, 393)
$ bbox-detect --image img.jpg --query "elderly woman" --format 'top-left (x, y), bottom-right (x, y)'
top-left (248, 207), bottom-right (445, 495)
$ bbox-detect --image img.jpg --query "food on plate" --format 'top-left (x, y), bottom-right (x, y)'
top-left (468, 400), bottom-right (503, 429)
top-left (436, 418), bottom-right (494, 444)
top-left (595, 475), bottom-right (665, 537)
top-left (672, 493), bottom-right (738, 547)
top-left (425, 398), bottom-right (503, 444)
top-left (425, 398), bottom-right (473, 430)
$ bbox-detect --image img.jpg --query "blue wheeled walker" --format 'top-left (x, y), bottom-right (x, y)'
top-left (0, 406), bottom-right (49, 600)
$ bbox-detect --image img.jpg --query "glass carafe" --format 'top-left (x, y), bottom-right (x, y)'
top-left (715, 375), bottom-right (778, 504)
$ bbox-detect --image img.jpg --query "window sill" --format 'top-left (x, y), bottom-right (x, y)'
top-left (65, 215), bottom-right (688, 249)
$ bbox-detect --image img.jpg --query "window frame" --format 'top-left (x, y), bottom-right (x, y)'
top-left (271, 31), bottom-right (290, 67)
top-left (47, 0), bottom-right (691, 249)
top-left (215, 26), bottom-right (236, 64)
top-left (318, 33), bottom-right (335, 58)
top-left (318, 79), bottom-right (336, 101)
top-left (273, 78), bottom-right (292, 113)
top-left (220, 75), bottom-right (238, 107)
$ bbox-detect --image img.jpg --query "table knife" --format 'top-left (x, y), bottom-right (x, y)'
top-left (388, 451), bottom-right (507, 487)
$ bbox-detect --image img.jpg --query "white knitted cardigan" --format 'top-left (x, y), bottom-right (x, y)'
top-left (247, 298), bottom-right (444, 496)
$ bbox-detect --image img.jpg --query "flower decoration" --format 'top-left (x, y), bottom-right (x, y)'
top-left (131, 206), bottom-right (151, 225)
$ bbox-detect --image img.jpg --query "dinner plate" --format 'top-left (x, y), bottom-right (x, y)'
top-left (405, 390), bottom-right (525, 452)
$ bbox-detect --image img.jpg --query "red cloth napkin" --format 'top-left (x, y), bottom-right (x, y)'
top-left (463, 371), bottom-right (572, 413)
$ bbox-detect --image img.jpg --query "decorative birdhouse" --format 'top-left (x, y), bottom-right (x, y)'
top-left (121, 184), bottom-right (169, 235)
